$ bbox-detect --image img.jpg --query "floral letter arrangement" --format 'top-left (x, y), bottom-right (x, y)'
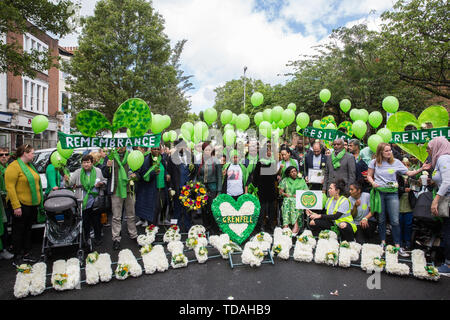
top-left (163, 224), bottom-right (181, 243)
top-left (314, 230), bottom-right (340, 266)
top-left (51, 258), bottom-right (81, 291)
top-left (137, 224), bottom-right (158, 246)
top-left (361, 244), bottom-right (386, 273)
top-left (167, 241), bottom-right (188, 269)
top-left (211, 193), bottom-right (261, 244)
top-left (337, 241), bottom-right (361, 268)
top-left (186, 225), bottom-right (209, 264)
top-left (272, 227), bottom-right (294, 260)
top-left (241, 232), bottom-right (273, 267)
top-left (115, 249), bottom-right (142, 280)
top-left (209, 234), bottom-right (242, 259)
top-left (411, 249), bottom-right (440, 281)
top-left (140, 244), bottom-right (169, 274)
top-left (293, 230), bottom-right (316, 263)
top-left (14, 263), bottom-right (46, 299)
top-left (85, 252), bottom-right (113, 285)
top-left (384, 245), bottom-right (410, 276)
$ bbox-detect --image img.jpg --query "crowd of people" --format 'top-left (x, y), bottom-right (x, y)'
top-left (0, 133), bottom-right (449, 276)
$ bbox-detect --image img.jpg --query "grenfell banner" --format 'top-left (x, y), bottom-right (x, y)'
top-left (390, 127), bottom-right (450, 144)
top-left (58, 131), bottom-right (161, 149)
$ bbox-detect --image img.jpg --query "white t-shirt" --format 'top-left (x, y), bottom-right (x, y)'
top-left (369, 159), bottom-right (408, 188)
top-left (227, 164), bottom-right (243, 196)
top-left (349, 192), bottom-right (372, 225)
top-left (432, 154), bottom-right (450, 197)
top-left (312, 154), bottom-right (322, 169)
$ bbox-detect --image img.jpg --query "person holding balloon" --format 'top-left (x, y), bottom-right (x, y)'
top-left (102, 147), bottom-right (139, 250)
top-left (44, 151), bottom-right (67, 196)
top-left (5, 145), bottom-right (43, 265)
top-left (367, 142), bottom-right (430, 254)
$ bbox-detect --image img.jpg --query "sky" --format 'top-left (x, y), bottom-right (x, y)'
top-left (59, 0), bottom-right (394, 114)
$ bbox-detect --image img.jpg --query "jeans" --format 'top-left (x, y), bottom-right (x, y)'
top-left (399, 212), bottom-right (413, 248)
top-left (443, 217), bottom-right (450, 265)
top-left (377, 191), bottom-right (401, 245)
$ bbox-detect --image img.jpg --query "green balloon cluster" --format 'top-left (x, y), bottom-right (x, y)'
top-left (50, 151), bottom-right (67, 169)
top-left (57, 141), bottom-right (73, 159)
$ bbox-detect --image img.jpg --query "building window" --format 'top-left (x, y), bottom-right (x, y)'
top-left (36, 85), bottom-right (40, 112)
top-left (23, 33), bottom-right (49, 75)
top-left (23, 80), bottom-right (28, 109)
top-left (61, 92), bottom-right (69, 112)
top-left (22, 77), bottom-right (48, 114)
top-left (30, 83), bottom-right (34, 111)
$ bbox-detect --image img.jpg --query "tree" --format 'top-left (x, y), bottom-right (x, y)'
top-left (65, 0), bottom-right (188, 127)
top-left (380, 0), bottom-right (449, 99)
top-left (0, 0), bottom-right (77, 77)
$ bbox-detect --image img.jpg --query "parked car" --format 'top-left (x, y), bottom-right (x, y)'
top-left (33, 147), bottom-right (95, 191)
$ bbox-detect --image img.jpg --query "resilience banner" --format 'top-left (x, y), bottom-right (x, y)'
top-left (58, 131), bottom-right (161, 149)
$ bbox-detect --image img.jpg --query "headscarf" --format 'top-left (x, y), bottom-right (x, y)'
top-left (428, 136), bottom-right (450, 167)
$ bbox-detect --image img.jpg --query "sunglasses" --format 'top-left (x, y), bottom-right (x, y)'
top-left (0, 153), bottom-right (8, 157)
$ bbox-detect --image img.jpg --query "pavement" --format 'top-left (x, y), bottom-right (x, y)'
top-left (0, 214), bottom-right (449, 301)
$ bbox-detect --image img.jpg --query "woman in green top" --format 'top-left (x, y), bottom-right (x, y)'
top-left (279, 166), bottom-right (308, 235)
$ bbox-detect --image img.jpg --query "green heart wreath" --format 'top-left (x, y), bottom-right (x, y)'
top-left (211, 193), bottom-right (261, 244)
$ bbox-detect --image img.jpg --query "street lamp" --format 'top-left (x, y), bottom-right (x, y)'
top-left (243, 66), bottom-right (247, 113)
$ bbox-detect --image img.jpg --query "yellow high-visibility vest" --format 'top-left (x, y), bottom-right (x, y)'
top-left (326, 196), bottom-right (357, 233)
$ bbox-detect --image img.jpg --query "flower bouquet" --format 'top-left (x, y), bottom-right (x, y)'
top-left (141, 244), bottom-right (169, 274)
top-left (145, 224), bottom-right (159, 237)
top-left (188, 225), bottom-right (206, 238)
top-left (115, 249), bottom-right (142, 280)
top-left (14, 263), bottom-right (47, 299)
top-left (179, 181), bottom-right (208, 211)
top-left (85, 252), bottom-right (113, 285)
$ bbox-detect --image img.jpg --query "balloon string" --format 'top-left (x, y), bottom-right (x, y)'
top-left (320, 102), bottom-right (326, 120)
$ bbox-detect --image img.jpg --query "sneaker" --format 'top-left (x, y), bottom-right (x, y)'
top-left (136, 220), bottom-right (143, 226)
top-left (398, 248), bottom-right (410, 257)
top-left (142, 221), bottom-right (148, 227)
top-left (0, 249), bottom-right (14, 260)
top-left (22, 254), bottom-right (38, 264)
top-left (113, 240), bottom-right (121, 250)
top-left (438, 264), bottom-right (450, 276)
top-left (380, 243), bottom-right (386, 251)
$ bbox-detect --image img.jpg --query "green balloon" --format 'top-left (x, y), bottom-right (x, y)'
top-left (277, 119), bottom-right (286, 129)
top-left (296, 112), bottom-right (310, 129)
top-left (204, 108), bottom-right (217, 125)
top-left (181, 122), bottom-right (194, 141)
top-left (126, 128), bottom-right (132, 137)
top-left (150, 114), bottom-right (165, 134)
top-left (349, 109), bottom-right (358, 121)
top-left (254, 112), bottom-right (264, 126)
top-left (224, 130), bottom-right (236, 146)
top-left (221, 110), bottom-right (233, 125)
top-left (271, 122), bottom-right (278, 130)
top-left (163, 132), bottom-right (170, 142)
top-left (368, 111), bottom-right (383, 128)
top-left (259, 121), bottom-right (272, 138)
top-left (230, 113), bottom-right (237, 125)
top-left (251, 92), bottom-right (264, 107)
top-left (287, 103), bottom-right (296, 112)
top-left (169, 130), bottom-right (177, 142)
top-left (368, 134), bottom-right (384, 153)
top-left (236, 114), bottom-right (250, 131)
top-left (377, 128), bottom-right (392, 143)
top-left (194, 121), bottom-right (208, 143)
top-left (51, 151), bottom-right (65, 169)
top-left (162, 115), bottom-right (171, 129)
top-left (57, 141), bottom-right (73, 159)
top-left (271, 106), bottom-right (283, 122)
top-left (340, 99), bottom-right (351, 113)
top-left (352, 120), bottom-right (367, 139)
top-left (224, 124), bottom-right (234, 132)
top-left (127, 150), bottom-right (145, 171)
top-left (319, 89), bottom-right (331, 103)
top-left (359, 109), bottom-right (369, 122)
top-left (282, 109), bottom-right (295, 125)
top-left (31, 115), bottom-right (49, 134)
top-left (313, 120), bottom-right (321, 128)
top-left (382, 96), bottom-right (399, 113)
top-left (263, 109), bottom-right (272, 123)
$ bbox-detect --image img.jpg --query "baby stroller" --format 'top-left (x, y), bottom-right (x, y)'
top-left (40, 189), bottom-right (91, 263)
top-left (412, 191), bottom-right (443, 263)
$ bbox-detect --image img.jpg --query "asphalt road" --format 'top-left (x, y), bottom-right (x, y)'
top-left (1, 216), bottom-right (449, 302)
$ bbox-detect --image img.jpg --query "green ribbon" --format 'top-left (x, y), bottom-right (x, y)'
top-left (80, 168), bottom-right (98, 209)
top-left (112, 150), bottom-right (129, 199)
top-left (247, 183), bottom-right (259, 197)
top-left (370, 187), bottom-right (398, 214)
top-left (331, 149), bottom-right (345, 170)
top-left (17, 159), bottom-right (45, 222)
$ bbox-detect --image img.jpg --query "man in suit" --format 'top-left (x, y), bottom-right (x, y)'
top-left (323, 138), bottom-right (356, 193)
top-left (304, 142), bottom-right (328, 190)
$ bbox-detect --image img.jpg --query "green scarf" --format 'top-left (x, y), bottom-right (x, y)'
top-left (281, 177), bottom-right (308, 196)
top-left (260, 157), bottom-right (275, 166)
top-left (331, 149), bottom-right (346, 170)
top-left (80, 168), bottom-right (98, 209)
top-left (247, 155), bottom-right (258, 175)
top-left (96, 157), bottom-right (105, 167)
top-left (143, 155), bottom-right (160, 182)
top-left (112, 150), bottom-right (129, 199)
top-left (281, 158), bottom-right (298, 176)
top-left (370, 187), bottom-right (398, 214)
top-left (0, 163), bottom-right (6, 193)
top-left (17, 159), bottom-right (45, 222)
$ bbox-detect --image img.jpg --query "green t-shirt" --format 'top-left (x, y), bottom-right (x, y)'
top-left (156, 162), bottom-right (165, 189)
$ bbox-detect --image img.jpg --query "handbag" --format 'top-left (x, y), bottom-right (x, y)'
top-left (437, 196), bottom-right (450, 218)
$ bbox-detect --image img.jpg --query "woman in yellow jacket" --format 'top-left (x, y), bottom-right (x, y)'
top-left (5, 144), bottom-right (43, 265)
top-left (306, 179), bottom-right (357, 241)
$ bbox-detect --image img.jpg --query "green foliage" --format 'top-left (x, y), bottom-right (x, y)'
top-left (0, 0), bottom-right (78, 77)
top-left (65, 0), bottom-right (191, 129)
